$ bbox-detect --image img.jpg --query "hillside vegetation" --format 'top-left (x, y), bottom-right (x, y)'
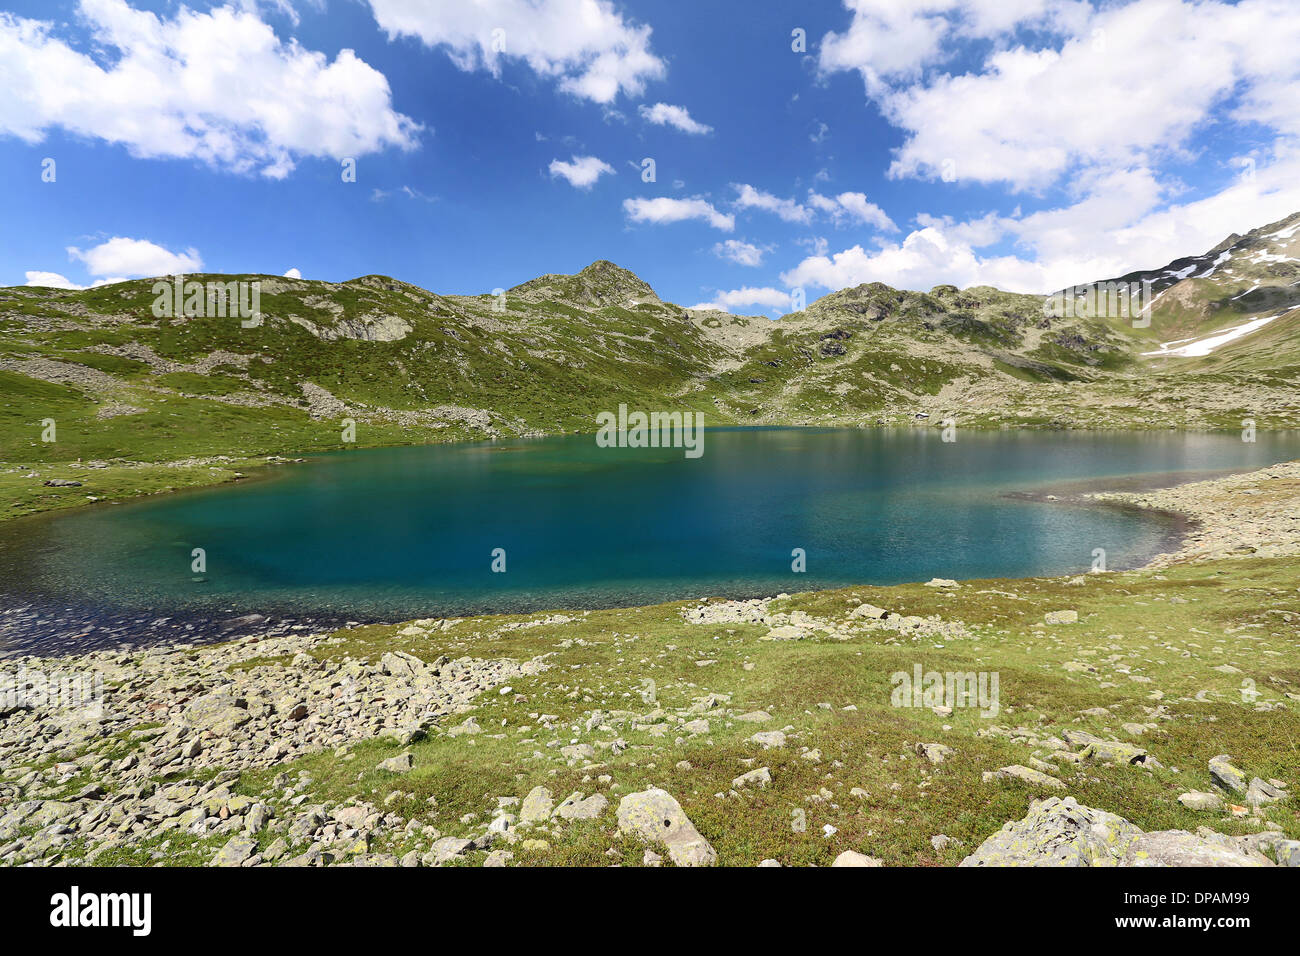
top-left (2, 214), bottom-right (1299, 518)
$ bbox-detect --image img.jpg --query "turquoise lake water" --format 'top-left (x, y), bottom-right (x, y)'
top-left (4, 427), bottom-right (1299, 624)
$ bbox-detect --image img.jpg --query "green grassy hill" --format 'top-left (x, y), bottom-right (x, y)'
top-left (3, 218), bottom-right (1299, 517)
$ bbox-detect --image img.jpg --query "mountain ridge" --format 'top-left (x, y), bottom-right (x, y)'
top-left (2, 213), bottom-right (1299, 513)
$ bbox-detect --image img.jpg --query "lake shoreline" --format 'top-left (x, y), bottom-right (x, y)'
top-left (6, 424), bottom-right (1297, 526)
top-left (4, 446), bottom-right (1298, 659)
top-left (2, 455), bottom-right (1298, 867)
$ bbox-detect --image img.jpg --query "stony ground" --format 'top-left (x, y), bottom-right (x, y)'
top-left (2, 463), bottom-right (1299, 867)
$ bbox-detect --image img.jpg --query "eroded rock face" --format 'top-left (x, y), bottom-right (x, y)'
top-left (616, 788), bottom-right (716, 867)
top-left (960, 797), bottom-right (1273, 867)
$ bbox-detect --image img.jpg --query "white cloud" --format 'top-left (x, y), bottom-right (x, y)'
top-left (623, 197), bottom-right (734, 231)
top-left (23, 270), bottom-right (129, 289)
top-left (283, 267), bottom-right (302, 279)
top-left (638, 102), bottom-right (712, 134)
top-left (68, 237), bottom-right (203, 278)
top-left (713, 240), bottom-right (768, 267)
top-left (807, 191), bottom-right (897, 231)
top-left (733, 184), bottom-right (813, 225)
top-left (818, 0), bottom-right (1088, 94)
top-left (782, 146), bottom-right (1300, 295)
top-left (0, 0), bottom-right (420, 179)
top-left (366, 0), bottom-right (665, 104)
top-left (689, 286), bottom-right (792, 313)
top-left (549, 155), bottom-right (616, 189)
top-left (820, 0), bottom-right (1300, 192)
top-left (24, 271), bottom-right (84, 290)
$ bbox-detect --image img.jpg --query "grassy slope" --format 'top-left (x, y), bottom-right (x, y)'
top-left (3, 248), bottom-right (1299, 523)
top-left (50, 553), bottom-right (1300, 867)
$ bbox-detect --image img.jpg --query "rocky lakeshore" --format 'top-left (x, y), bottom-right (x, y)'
top-left (1090, 459), bottom-right (1300, 567)
top-left (2, 461), bottom-right (1299, 867)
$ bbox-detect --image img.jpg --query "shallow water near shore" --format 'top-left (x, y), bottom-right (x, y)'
top-left (3, 427), bottom-right (1299, 655)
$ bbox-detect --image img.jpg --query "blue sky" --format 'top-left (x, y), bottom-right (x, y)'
top-left (3, 0), bottom-right (1300, 313)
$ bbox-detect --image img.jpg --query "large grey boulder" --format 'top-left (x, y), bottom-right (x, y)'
top-left (519, 786), bottom-right (554, 825)
top-left (617, 788), bottom-right (716, 867)
top-left (553, 791), bottom-right (607, 820)
top-left (177, 692), bottom-right (249, 735)
top-left (960, 797), bottom-right (1272, 867)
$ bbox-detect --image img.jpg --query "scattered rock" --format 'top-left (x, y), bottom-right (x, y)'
top-left (616, 788), bottom-right (716, 867)
top-left (832, 850), bottom-right (882, 867)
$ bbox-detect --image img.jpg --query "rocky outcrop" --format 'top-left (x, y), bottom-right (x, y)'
top-left (960, 797), bottom-right (1276, 867)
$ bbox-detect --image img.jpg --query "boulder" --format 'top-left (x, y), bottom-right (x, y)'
top-left (553, 791), bottom-right (607, 821)
top-left (377, 752), bottom-right (413, 774)
top-left (960, 797), bottom-right (1271, 867)
top-left (1245, 777), bottom-right (1285, 807)
top-left (916, 742), bottom-right (954, 765)
top-left (1177, 791), bottom-right (1223, 811)
top-left (1044, 610), bottom-right (1079, 625)
top-left (519, 786), bottom-right (554, 825)
top-left (211, 833), bottom-right (258, 867)
top-left (982, 765), bottom-right (1066, 790)
top-left (617, 788), bottom-right (716, 867)
top-left (732, 767), bottom-right (771, 790)
top-left (850, 603), bottom-right (890, 620)
top-left (178, 692), bottom-right (249, 735)
top-left (831, 850), bottom-right (882, 867)
top-left (1208, 755), bottom-right (1248, 795)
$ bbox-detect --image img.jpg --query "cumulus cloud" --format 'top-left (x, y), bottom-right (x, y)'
top-left (713, 239), bottom-right (768, 267)
top-left (24, 271), bottom-right (85, 290)
top-left (689, 286), bottom-right (793, 313)
top-left (67, 237), bottom-right (203, 278)
top-left (283, 267), bottom-right (303, 279)
top-left (0, 0), bottom-right (420, 179)
top-left (733, 184), bottom-right (813, 225)
top-left (807, 191), bottom-right (897, 231)
top-left (623, 197), bottom-right (734, 231)
top-left (549, 155), bottom-right (616, 189)
top-left (818, 0), bottom-right (1089, 94)
top-left (638, 102), bottom-right (712, 134)
top-left (820, 0), bottom-right (1300, 192)
top-left (782, 147), bottom-right (1300, 295)
top-left (788, 0), bottom-right (1300, 296)
top-left (366, 0), bottom-right (665, 104)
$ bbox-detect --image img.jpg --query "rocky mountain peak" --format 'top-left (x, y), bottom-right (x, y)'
top-left (509, 259), bottom-right (659, 308)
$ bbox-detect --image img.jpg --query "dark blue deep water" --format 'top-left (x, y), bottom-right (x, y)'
top-left (4, 428), bottom-right (1299, 627)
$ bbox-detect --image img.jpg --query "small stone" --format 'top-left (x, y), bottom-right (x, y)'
top-left (916, 742), bottom-right (954, 765)
top-left (1044, 610), bottom-right (1079, 625)
top-left (1178, 791), bottom-right (1223, 811)
top-left (732, 767), bottom-right (771, 790)
top-left (832, 850), bottom-right (882, 867)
